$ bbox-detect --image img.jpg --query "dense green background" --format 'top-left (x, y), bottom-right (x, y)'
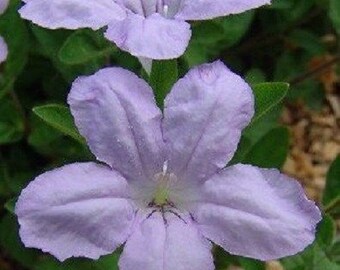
top-left (0, 0), bottom-right (339, 269)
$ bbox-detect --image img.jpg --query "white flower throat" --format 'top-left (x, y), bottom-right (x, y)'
top-left (146, 162), bottom-right (189, 224)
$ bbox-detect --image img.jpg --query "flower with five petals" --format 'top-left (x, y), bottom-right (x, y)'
top-left (16, 61), bottom-right (321, 270)
top-left (19, 0), bottom-right (271, 60)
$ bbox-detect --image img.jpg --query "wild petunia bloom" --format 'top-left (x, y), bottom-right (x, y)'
top-left (19, 0), bottom-right (270, 60)
top-left (16, 61), bottom-right (321, 269)
top-left (0, 0), bottom-right (8, 63)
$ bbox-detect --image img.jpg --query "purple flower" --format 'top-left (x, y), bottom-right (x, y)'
top-left (0, 36), bottom-right (7, 63)
top-left (0, 0), bottom-right (8, 63)
top-left (0, 0), bottom-right (8, 14)
top-left (19, 0), bottom-right (270, 60)
top-left (16, 61), bottom-right (321, 269)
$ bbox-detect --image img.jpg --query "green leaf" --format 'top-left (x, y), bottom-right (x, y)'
top-left (183, 43), bottom-right (210, 67)
top-left (33, 104), bottom-right (85, 144)
top-left (31, 27), bottom-right (105, 82)
top-left (281, 0), bottom-right (315, 22)
top-left (329, 240), bottom-right (340, 263)
top-left (293, 80), bottom-right (325, 110)
top-left (214, 247), bottom-right (233, 270)
top-left (28, 115), bottom-right (92, 161)
top-left (270, 0), bottom-right (294, 9)
top-left (0, 145), bottom-right (36, 195)
top-left (0, 97), bottom-right (24, 144)
top-left (323, 155), bottom-right (340, 211)
top-left (231, 106), bottom-right (282, 165)
top-left (191, 21), bottom-right (225, 44)
top-left (238, 258), bottom-right (265, 270)
top-left (274, 52), bottom-right (301, 82)
top-left (184, 12), bottom-right (254, 67)
top-left (316, 215), bottom-right (336, 249)
top-left (288, 30), bottom-right (326, 55)
top-left (329, 0), bottom-right (340, 33)
top-left (59, 30), bottom-right (116, 65)
top-left (251, 82), bottom-right (289, 124)
top-left (282, 244), bottom-right (340, 270)
top-left (0, 0), bottom-right (29, 99)
top-left (34, 253), bottom-right (119, 270)
top-left (219, 11), bottom-right (255, 47)
top-left (188, 11), bottom-right (254, 52)
top-left (0, 214), bottom-right (38, 267)
top-left (245, 68), bottom-right (266, 85)
top-left (4, 197), bottom-right (17, 214)
top-left (149, 60), bottom-right (178, 109)
top-left (242, 127), bottom-right (289, 169)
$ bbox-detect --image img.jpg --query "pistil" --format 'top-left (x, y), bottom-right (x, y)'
top-left (152, 161), bottom-right (173, 206)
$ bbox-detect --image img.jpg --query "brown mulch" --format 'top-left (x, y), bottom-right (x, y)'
top-left (281, 94), bottom-right (339, 202)
top-left (281, 53), bottom-right (339, 203)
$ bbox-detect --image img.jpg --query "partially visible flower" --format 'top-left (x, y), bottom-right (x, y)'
top-left (0, 36), bottom-right (7, 63)
top-left (0, 0), bottom-right (8, 14)
top-left (0, 0), bottom-right (8, 63)
top-left (16, 61), bottom-right (321, 269)
top-left (19, 0), bottom-right (271, 60)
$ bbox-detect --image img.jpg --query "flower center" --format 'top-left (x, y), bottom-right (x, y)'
top-left (142, 161), bottom-right (195, 224)
top-left (150, 161), bottom-right (178, 206)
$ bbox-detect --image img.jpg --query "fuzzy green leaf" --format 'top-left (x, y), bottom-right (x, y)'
top-left (33, 104), bottom-right (85, 144)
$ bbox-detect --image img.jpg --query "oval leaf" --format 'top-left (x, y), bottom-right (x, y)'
top-left (242, 126), bottom-right (289, 169)
top-left (33, 104), bottom-right (85, 144)
top-left (251, 82), bottom-right (289, 124)
top-left (149, 59), bottom-right (178, 109)
top-left (323, 155), bottom-right (340, 210)
top-left (58, 30), bottom-right (115, 65)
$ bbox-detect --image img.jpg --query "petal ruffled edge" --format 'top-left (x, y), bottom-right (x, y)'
top-left (190, 164), bottom-right (321, 260)
top-left (16, 162), bottom-right (136, 261)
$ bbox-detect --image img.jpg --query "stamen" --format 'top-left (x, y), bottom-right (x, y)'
top-left (151, 161), bottom-right (178, 206)
top-left (162, 160), bottom-right (168, 176)
top-left (163, 4), bottom-right (169, 18)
